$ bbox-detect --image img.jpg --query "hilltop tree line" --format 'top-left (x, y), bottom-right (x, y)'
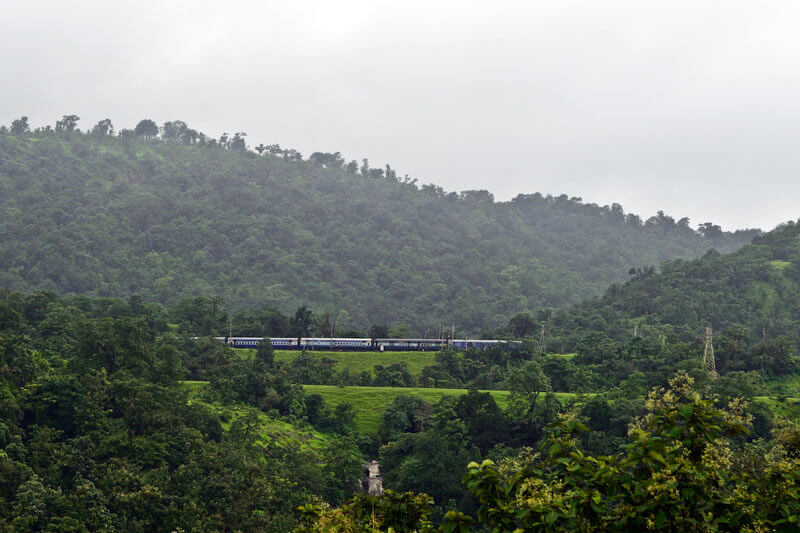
top-left (0, 116), bottom-right (759, 331)
top-left (6, 115), bottom-right (401, 181)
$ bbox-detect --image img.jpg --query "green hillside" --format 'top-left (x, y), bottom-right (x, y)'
top-left (566, 221), bottom-right (800, 343)
top-left (0, 126), bottom-right (758, 332)
top-left (549, 222), bottom-right (800, 383)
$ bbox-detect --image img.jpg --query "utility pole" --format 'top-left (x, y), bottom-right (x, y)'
top-left (702, 326), bottom-right (717, 380)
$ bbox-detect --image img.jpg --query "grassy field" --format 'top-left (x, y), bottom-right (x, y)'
top-left (752, 396), bottom-right (800, 420)
top-left (238, 348), bottom-right (577, 377)
top-left (763, 374), bottom-right (800, 396)
top-left (236, 348), bottom-right (438, 377)
top-left (180, 381), bottom-right (583, 434)
top-left (303, 385), bottom-right (508, 433)
top-left (302, 385), bottom-right (583, 434)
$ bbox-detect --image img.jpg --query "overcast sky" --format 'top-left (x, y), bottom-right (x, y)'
top-left (2, 1), bottom-right (799, 231)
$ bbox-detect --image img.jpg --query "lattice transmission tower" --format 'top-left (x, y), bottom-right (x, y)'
top-left (538, 324), bottom-right (547, 354)
top-left (702, 326), bottom-right (717, 380)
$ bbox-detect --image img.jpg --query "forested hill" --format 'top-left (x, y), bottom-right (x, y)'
top-left (0, 125), bottom-right (758, 331)
top-left (564, 221), bottom-right (800, 349)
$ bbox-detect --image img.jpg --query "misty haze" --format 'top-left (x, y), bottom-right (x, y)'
top-left (1, 2), bottom-right (799, 531)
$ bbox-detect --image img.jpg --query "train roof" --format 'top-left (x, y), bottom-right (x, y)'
top-left (374, 338), bottom-right (449, 342)
top-left (302, 337), bottom-right (372, 341)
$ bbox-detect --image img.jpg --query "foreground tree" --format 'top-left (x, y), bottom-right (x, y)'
top-left (296, 491), bottom-right (434, 532)
top-left (444, 373), bottom-right (800, 531)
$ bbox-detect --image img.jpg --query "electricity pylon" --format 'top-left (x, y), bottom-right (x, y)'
top-left (538, 324), bottom-right (547, 354)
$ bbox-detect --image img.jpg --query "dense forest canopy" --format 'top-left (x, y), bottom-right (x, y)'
top-left (556, 220), bottom-right (800, 350)
top-left (0, 116), bottom-right (759, 333)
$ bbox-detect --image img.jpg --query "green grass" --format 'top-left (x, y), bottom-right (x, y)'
top-left (764, 374), bottom-right (800, 396)
top-left (181, 380), bottom-right (209, 395)
top-left (179, 381), bottom-right (332, 452)
top-left (769, 259), bottom-right (791, 271)
top-left (302, 385), bottom-right (582, 434)
top-left (193, 398), bottom-right (332, 453)
top-left (752, 397), bottom-right (800, 420)
top-left (303, 385), bottom-right (508, 433)
top-left (179, 381), bottom-right (583, 435)
top-left (239, 349), bottom-right (577, 376)
top-left (236, 349), bottom-right (438, 377)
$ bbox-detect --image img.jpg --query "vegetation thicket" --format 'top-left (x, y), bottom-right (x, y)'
top-left (303, 375), bottom-right (800, 532)
top-left (0, 117), bottom-right (758, 332)
top-left (559, 220), bottom-right (800, 348)
top-left (0, 291), bottom-right (366, 531)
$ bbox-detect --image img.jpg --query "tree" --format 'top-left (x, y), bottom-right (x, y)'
top-left (388, 324), bottom-right (412, 338)
top-left (55, 115), bottom-right (80, 132)
top-left (290, 306), bottom-right (314, 338)
top-left (454, 390), bottom-right (510, 454)
top-left (309, 152), bottom-right (345, 169)
top-left (162, 120), bottom-right (203, 145)
top-left (321, 437), bottom-right (363, 505)
top-left (74, 317), bottom-right (154, 376)
top-left (229, 132), bottom-right (247, 152)
top-left (10, 116), bottom-right (29, 135)
top-left (380, 394), bottom-right (431, 439)
top-left (698, 221), bottom-right (724, 242)
top-left (508, 312), bottom-right (536, 337)
top-left (504, 360), bottom-right (551, 420)
top-left (297, 491), bottom-right (434, 532)
top-left (134, 119), bottom-right (159, 138)
top-left (368, 324), bottom-right (389, 339)
top-left (91, 118), bottom-right (114, 136)
top-left (256, 337), bottom-right (274, 368)
top-left (444, 374), bottom-right (799, 532)
top-left (576, 331), bottom-right (618, 364)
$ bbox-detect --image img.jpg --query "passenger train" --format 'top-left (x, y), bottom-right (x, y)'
top-left (214, 336), bottom-right (511, 351)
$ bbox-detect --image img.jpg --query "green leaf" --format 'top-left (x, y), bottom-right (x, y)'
top-left (648, 450), bottom-right (665, 464)
top-left (678, 405), bottom-right (693, 420)
top-left (655, 509), bottom-right (666, 529)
